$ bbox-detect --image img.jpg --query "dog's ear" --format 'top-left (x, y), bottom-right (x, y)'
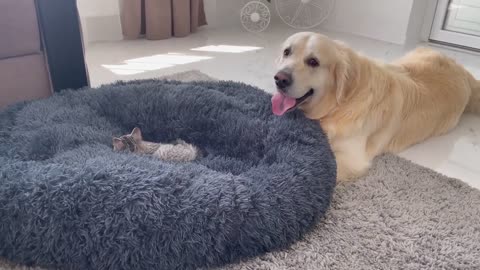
top-left (333, 50), bottom-right (350, 104)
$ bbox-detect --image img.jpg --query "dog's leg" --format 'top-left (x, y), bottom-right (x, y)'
top-left (333, 136), bottom-right (371, 181)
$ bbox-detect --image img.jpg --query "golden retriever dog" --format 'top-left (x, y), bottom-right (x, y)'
top-left (272, 32), bottom-right (480, 181)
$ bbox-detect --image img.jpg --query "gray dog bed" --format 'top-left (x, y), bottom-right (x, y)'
top-left (0, 80), bottom-right (336, 270)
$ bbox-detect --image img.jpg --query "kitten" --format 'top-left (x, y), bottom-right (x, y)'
top-left (113, 127), bottom-right (200, 162)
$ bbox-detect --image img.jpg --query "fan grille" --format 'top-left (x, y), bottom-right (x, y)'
top-left (275, 0), bottom-right (334, 29)
top-left (241, 1), bottom-right (271, 33)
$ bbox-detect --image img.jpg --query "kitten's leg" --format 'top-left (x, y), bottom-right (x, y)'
top-left (175, 139), bottom-right (187, 145)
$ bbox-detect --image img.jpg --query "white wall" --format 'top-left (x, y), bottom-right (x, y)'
top-left (78, 0), bottom-right (430, 46)
top-left (77, 0), bottom-right (122, 45)
top-left (323, 0), bottom-right (414, 44)
top-left (405, 0), bottom-right (432, 47)
top-left (208, 0), bottom-right (429, 45)
top-left (205, 0), bottom-right (242, 28)
top-left (78, 0), bottom-right (120, 17)
top-left (203, 0), bottom-right (218, 27)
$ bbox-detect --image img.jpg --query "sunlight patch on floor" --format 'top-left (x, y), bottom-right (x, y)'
top-left (190, 45), bottom-right (263, 53)
top-left (102, 53), bottom-right (213, 75)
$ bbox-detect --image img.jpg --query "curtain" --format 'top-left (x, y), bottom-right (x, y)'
top-left (120, 0), bottom-right (207, 40)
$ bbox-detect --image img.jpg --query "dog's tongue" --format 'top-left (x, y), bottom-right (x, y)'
top-left (271, 92), bottom-right (297, 116)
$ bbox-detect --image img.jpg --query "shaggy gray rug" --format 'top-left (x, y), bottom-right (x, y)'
top-left (218, 154), bottom-right (480, 270)
top-left (2, 71), bottom-right (480, 270)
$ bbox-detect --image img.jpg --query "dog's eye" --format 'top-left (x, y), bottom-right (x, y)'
top-left (283, 48), bottom-right (291, 57)
top-left (306, 58), bottom-right (319, 67)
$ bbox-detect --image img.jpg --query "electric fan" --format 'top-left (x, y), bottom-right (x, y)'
top-left (240, 1), bottom-right (271, 33)
top-left (276, 0), bottom-right (334, 29)
top-left (240, 0), bottom-right (334, 32)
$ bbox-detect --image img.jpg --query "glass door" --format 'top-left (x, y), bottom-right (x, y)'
top-left (430, 0), bottom-right (480, 50)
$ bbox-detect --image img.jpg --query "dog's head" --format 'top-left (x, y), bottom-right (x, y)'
top-left (272, 32), bottom-right (350, 118)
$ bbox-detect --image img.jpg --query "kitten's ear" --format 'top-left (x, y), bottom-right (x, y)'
top-left (112, 137), bottom-right (125, 151)
top-left (131, 127), bottom-right (142, 141)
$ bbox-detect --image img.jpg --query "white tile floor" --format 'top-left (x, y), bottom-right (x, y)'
top-left (85, 25), bottom-right (480, 189)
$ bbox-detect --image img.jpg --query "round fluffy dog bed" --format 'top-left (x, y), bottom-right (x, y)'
top-left (0, 80), bottom-right (336, 270)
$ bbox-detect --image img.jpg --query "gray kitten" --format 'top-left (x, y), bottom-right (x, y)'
top-left (113, 127), bottom-right (200, 162)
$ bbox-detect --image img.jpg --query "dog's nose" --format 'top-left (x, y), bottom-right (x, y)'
top-left (274, 71), bottom-right (292, 89)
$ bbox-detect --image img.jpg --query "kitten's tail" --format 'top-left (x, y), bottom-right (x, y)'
top-left (466, 79), bottom-right (480, 114)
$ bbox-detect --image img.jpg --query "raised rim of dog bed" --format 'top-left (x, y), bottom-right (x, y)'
top-left (0, 80), bottom-right (336, 270)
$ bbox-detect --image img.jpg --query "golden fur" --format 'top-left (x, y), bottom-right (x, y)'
top-left (276, 32), bottom-right (480, 180)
